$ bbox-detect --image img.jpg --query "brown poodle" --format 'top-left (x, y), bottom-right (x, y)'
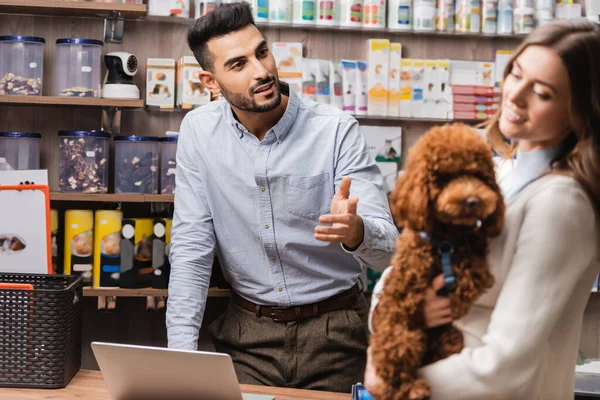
top-left (369, 123), bottom-right (505, 400)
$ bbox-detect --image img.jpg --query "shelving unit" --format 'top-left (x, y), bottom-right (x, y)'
top-left (50, 193), bottom-right (174, 203)
top-left (0, 96), bottom-right (144, 109)
top-left (83, 287), bottom-right (230, 298)
top-left (0, 0), bottom-right (147, 19)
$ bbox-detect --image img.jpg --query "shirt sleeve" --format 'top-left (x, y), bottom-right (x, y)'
top-left (335, 118), bottom-right (398, 269)
top-left (166, 116), bottom-right (216, 351)
top-left (417, 182), bottom-right (598, 399)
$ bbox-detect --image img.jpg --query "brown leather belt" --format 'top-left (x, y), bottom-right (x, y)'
top-left (230, 283), bottom-right (362, 322)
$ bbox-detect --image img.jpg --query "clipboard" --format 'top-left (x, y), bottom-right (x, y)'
top-left (0, 184), bottom-right (52, 274)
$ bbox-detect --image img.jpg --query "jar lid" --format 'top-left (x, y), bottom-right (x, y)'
top-left (0, 36), bottom-right (45, 44)
top-left (58, 131), bottom-right (110, 138)
top-left (56, 38), bottom-right (104, 46)
top-left (114, 136), bottom-right (160, 142)
top-left (0, 132), bottom-right (42, 139)
top-left (160, 137), bottom-right (179, 142)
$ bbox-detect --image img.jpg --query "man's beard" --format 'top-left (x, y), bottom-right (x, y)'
top-left (219, 76), bottom-right (282, 113)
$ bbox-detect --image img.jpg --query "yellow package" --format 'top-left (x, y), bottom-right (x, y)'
top-left (64, 210), bottom-right (94, 285)
top-left (93, 210), bottom-right (123, 288)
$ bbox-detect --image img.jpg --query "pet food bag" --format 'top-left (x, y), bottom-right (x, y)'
top-left (93, 210), bottom-right (123, 288)
top-left (64, 210), bottom-right (94, 285)
top-left (151, 218), bottom-right (172, 289)
top-left (120, 218), bottom-right (154, 288)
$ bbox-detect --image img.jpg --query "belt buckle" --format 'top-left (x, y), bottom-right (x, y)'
top-left (269, 306), bottom-right (288, 322)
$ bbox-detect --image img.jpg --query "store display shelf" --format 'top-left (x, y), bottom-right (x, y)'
top-left (83, 287), bottom-right (231, 298)
top-left (0, 0), bottom-right (147, 19)
top-left (0, 95), bottom-right (144, 108)
top-left (50, 193), bottom-right (174, 203)
top-left (140, 16), bottom-right (524, 40)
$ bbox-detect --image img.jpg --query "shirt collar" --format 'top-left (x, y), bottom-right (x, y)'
top-left (224, 81), bottom-right (300, 142)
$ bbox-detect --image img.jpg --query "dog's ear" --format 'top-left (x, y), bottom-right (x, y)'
top-left (481, 177), bottom-right (505, 237)
top-left (390, 160), bottom-right (432, 232)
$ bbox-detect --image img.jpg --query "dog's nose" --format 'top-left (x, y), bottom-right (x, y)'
top-left (465, 196), bottom-right (480, 209)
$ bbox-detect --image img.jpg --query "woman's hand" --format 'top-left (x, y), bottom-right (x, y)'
top-left (423, 274), bottom-right (453, 328)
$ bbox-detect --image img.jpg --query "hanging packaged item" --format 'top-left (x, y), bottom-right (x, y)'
top-left (0, 36), bottom-right (44, 96)
top-left (64, 210), bottom-right (94, 285)
top-left (436, 0), bottom-right (455, 32)
top-left (414, 0), bottom-right (436, 31)
top-left (293, 0), bottom-right (317, 23)
top-left (455, 0), bottom-right (481, 33)
top-left (388, 0), bottom-right (412, 30)
top-left (363, 0), bottom-right (386, 28)
top-left (93, 210), bottom-right (123, 288)
top-left (340, 0), bottom-right (363, 26)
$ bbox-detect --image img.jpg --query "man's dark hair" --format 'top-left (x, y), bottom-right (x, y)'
top-left (188, 2), bottom-right (256, 72)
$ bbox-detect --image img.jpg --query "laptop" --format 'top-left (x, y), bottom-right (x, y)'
top-left (91, 342), bottom-right (275, 400)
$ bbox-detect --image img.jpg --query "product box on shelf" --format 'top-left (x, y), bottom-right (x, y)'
top-left (387, 43), bottom-right (402, 117)
top-left (176, 56), bottom-right (210, 109)
top-left (399, 58), bottom-right (412, 118)
top-left (330, 61), bottom-right (343, 110)
top-left (272, 42), bottom-right (303, 95)
top-left (411, 59), bottom-right (425, 118)
top-left (64, 209), bottom-right (94, 285)
top-left (148, 0), bottom-right (190, 17)
top-left (302, 59), bottom-right (317, 102)
top-left (494, 49), bottom-right (514, 87)
top-left (120, 218), bottom-right (155, 288)
top-left (423, 59), bottom-right (437, 119)
top-left (0, 36), bottom-right (44, 96)
top-left (316, 59), bottom-right (331, 105)
top-left (361, 124), bottom-right (401, 195)
top-left (355, 61), bottom-right (368, 115)
top-left (146, 58), bottom-right (176, 108)
top-left (341, 60), bottom-right (357, 113)
top-left (435, 59), bottom-right (452, 119)
top-left (151, 218), bottom-right (172, 289)
top-left (195, 0), bottom-right (219, 18)
top-left (450, 60), bottom-right (495, 87)
top-left (367, 39), bottom-right (390, 116)
top-left (93, 210), bottom-right (123, 288)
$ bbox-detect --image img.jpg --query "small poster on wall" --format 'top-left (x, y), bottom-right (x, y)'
top-left (0, 170), bottom-right (52, 274)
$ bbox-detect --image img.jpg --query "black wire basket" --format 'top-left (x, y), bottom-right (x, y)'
top-left (0, 273), bottom-right (82, 389)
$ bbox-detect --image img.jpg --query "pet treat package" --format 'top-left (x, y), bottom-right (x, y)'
top-left (120, 218), bottom-right (154, 288)
top-left (64, 209), bottom-right (94, 285)
top-left (272, 42), bottom-right (303, 96)
top-left (302, 59), bottom-right (317, 102)
top-left (436, 59), bottom-right (452, 119)
top-left (148, 0), bottom-right (190, 17)
top-left (176, 56), bottom-right (210, 109)
top-left (387, 43), bottom-right (402, 117)
top-left (341, 60), bottom-right (357, 113)
top-left (423, 59), bottom-right (438, 119)
top-left (93, 210), bottom-right (123, 288)
top-left (316, 59), bottom-right (331, 105)
top-left (330, 61), bottom-right (343, 110)
top-left (51, 209), bottom-right (58, 274)
top-left (363, 0), bottom-right (386, 27)
top-left (450, 60), bottom-right (495, 86)
top-left (340, 0), bottom-right (363, 26)
top-left (411, 59), bottom-right (425, 118)
top-left (367, 39), bottom-right (390, 116)
top-left (146, 58), bottom-right (176, 108)
top-left (151, 218), bottom-right (172, 289)
top-left (293, 0), bottom-right (317, 24)
top-left (317, 0), bottom-right (341, 26)
top-left (355, 61), bottom-right (368, 115)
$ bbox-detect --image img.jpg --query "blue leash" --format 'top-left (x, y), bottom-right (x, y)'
top-left (419, 231), bottom-right (456, 292)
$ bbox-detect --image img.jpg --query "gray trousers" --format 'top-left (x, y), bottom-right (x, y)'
top-left (208, 294), bottom-right (370, 393)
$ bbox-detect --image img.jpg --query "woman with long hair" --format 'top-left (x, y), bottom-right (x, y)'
top-left (366, 19), bottom-right (600, 399)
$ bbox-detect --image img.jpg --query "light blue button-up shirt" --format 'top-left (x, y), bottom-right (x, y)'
top-left (166, 83), bottom-right (398, 350)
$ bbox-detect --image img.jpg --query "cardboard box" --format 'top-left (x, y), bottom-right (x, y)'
top-left (146, 58), bottom-right (176, 108)
top-left (411, 59), bottom-right (425, 118)
top-left (176, 56), bottom-right (210, 109)
top-left (272, 42), bottom-right (303, 95)
top-left (450, 60), bottom-right (495, 86)
top-left (399, 58), bottom-right (412, 117)
top-left (367, 39), bottom-right (390, 116)
top-left (387, 43), bottom-right (402, 117)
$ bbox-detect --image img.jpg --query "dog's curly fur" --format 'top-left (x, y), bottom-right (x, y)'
top-left (369, 124), bottom-right (506, 400)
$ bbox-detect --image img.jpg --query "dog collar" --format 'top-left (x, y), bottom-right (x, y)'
top-left (419, 232), bottom-right (456, 292)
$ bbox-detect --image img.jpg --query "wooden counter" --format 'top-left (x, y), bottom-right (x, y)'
top-left (0, 370), bottom-right (350, 400)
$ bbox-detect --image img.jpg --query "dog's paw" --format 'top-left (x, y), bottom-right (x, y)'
top-left (408, 379), bottom-right (431, 400)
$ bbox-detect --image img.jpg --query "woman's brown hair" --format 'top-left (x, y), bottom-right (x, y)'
top-left (486, 19), bottom-right (600, 212)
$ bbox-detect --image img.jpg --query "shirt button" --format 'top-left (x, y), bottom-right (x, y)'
top-left (270, 256), bottom-right (276, 261)
top-left (277, 287), bottom-right (283, 292)
top-left (259, 185), bottom-right (265, 191)
top-left (264, 224), bottom-right (270, 229)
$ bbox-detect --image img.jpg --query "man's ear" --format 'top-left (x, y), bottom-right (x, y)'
top-left (199, 71), bottom-right (220, 95)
